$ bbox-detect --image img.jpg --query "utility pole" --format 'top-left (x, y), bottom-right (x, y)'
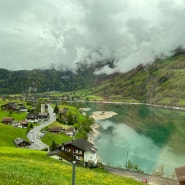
top-left (72, 161), bottom-right (76, 185)
top-left (125, 150), bottom-right (128, 168)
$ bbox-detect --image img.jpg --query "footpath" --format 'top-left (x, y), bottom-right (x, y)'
top-left (105, 166), bottom-right (178, 185)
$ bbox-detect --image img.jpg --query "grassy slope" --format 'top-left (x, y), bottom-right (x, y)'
top-left (0, 110), bottom-right (142, 185)
top-left (0, 147), bottom-right (143, 185)
top-left (91, 55), bottom-right (185, 106)
top-left (0, 123), bottom-right (28, 146)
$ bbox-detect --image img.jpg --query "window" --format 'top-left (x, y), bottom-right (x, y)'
top-left (76, 156), bottom-right (82, 160)
top-left (65, 148), bottom-right (70, 152)
top-left (75, 150), bottom-right (82, 154)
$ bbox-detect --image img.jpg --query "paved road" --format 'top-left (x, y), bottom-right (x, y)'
top-left (105, 166), bottom-right (178, 185)
top-left (27, 104), bottom-right (56, 150)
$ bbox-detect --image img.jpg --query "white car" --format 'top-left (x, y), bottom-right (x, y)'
top-left (30, 130), bottom-right (33, 133)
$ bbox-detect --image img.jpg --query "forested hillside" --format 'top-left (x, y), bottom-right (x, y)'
top-left (0, 64), bottom-right (102, 94)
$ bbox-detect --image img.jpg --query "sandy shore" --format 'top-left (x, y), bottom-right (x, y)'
top-left (88, 111), bottom-right (117, 144)
top-left (88, 123), bottom-right (100, 144)
top-left (90, 111), bottom-right (117, 120)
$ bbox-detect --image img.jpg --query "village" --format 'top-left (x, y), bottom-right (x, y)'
top-left (0, 97), bottom-right (100, 168)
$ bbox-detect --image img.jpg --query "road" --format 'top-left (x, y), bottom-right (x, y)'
top-left (27, 104), bottom-right (56, 150)
top-left (105, 166), bottom-right (178, 185)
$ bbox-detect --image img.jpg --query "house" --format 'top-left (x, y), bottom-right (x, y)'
top-left (37, 112), bottom-right (49, 121)
top-left (59, 108), bottom-right (69, 115)
top-left (13, 138), bottom-right (30, 147)
top-left (19, 105), bottom-right (28, 112)
top-left (49, 126), bottom-right (65, 133)
top-left (65, 127), bottom-right (76, 137)
top-left (18, 120), bottom-right (28, 128)
top-left (1, 102), bottom-right (19, 112)
top-left (175, 165), bottom-right (185, 185)
top-left (2, 117), bottom-right (14, 124)
top-left (56, 138), bottom-right (98, 165)
top-left (26, 113), bottom-right (38, 123)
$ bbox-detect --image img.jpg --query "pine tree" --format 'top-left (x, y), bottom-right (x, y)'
top-left (67, 111), bottom-right (74, 125)
top-left (49, 140), bottom-right (56, 152)
top-left (53, 104), bottom-right (59, 114)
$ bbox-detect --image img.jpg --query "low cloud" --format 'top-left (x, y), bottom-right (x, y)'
top-left (0, 0), bottom-right (185, 73)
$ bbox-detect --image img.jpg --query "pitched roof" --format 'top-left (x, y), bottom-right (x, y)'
top-left (2, 117), bottom-right (14, 122)
top-left (14, 138), bottom-right (30, 145)
top-left (63, 139), bottom-right (97, 153)
top-left (26, 113), bottom-right (38, 119)
top-left (175, 165), bottom-right (185, 182)
top-left (49, 126), bottom-right (64, 132)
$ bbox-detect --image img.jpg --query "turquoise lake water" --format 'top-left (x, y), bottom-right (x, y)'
top-left (86, 102), bottom-right (185, 178)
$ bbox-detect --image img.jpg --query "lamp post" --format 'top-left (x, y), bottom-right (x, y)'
top-left (72, 161), bottom-right (76, 185)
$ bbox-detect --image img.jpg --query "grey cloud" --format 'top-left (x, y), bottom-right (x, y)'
top-left (0, 0), bottom-right (185, 73)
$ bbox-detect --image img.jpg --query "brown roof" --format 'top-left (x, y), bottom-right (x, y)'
top-left (61, 138), bottom-right (97, 154)
top-left (49, 126), bottom-right (64, 132)
top-left (175, 165), bottom-right (185, 182)
top-left (14, 138), bottom-right (30, 146)
top-left (2, 117), bottom-right (14, 122)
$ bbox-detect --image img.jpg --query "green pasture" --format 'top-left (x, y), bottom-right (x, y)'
top-left (0, 123), bottom-right (28, 146)
top-left (0, 146), bottom-right (143, 185)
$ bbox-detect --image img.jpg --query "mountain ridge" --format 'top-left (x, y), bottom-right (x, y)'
top-left (1, 52), bottom-right (185, 107)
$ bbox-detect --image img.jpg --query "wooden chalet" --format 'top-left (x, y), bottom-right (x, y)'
top-left (59, 108), bottom-right (69, 115)
top-left (49, 126), bottom-right (65, 133)
top-left (26, 113), bottom-right (38, 123)
top-left (14, 138), bottom-right (30, 147)
top-left (56, 138), bottom-right (98, 165)
top-left (2, 117), bottom-right (14, 124)
top-left (37, 112), bottom-right (49, 121)
top-left (65, 127), bottom-right (76, 137)
top-left (1, 102), bottom-right (19, 112)
top-left (175, 165), bottom-right (185, 185)
top-left (18, 120), bottom-right (28, 128)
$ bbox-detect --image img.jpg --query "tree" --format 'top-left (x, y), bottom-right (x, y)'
top-left (53, 104), bottom-right (59, 114)
top-left (67, 112), bottom-right (74, 125)
top-left (49, 140), bottom-right (56, 152)
top-left (171, 46), bottom-right (185, 56)
top-left (29, 123), bottom-right (33, 129)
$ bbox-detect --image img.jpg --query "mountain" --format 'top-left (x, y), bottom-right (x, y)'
top-left (1, 50), bottom-right (185, 107)
top-left (0, 67), bottom-right (100, 94)
top-left (92, 53), bottom-right (185, 106)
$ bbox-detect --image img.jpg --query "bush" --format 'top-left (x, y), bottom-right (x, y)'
top-left (87, 160), bottom-right (95, 168)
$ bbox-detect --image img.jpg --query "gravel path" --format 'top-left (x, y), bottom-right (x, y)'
top-left (105, 166), bottom-right (178, 185)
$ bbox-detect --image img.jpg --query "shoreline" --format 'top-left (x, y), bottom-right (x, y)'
top-left (89, 100), bottom-right (185, 111)
top-left (88, 123), bottom-right (100, 144)
top-left (88, 110), bottom-right (117, 144)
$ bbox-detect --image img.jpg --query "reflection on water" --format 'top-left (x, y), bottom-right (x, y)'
top-left (87, 102), bottom-right (185, 177)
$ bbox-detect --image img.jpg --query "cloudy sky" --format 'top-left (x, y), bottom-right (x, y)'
top-left (0, 0), bottom-right (185, 73)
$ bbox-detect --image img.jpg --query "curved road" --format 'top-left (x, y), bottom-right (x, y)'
top-left (27, 104), bottom-right (56, 150)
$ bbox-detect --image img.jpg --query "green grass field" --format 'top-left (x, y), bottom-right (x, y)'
top-left (0, 99), bottom-right (143, 185)
top-left (0, 146), bottom-right (143, 185)
top-left (0, 123), bottom-right (28, 146)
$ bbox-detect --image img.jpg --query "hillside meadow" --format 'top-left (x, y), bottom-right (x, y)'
top-left (0, 111), bottom-right (143, 185)
top-left (0, 146), bottom-right (143, 185)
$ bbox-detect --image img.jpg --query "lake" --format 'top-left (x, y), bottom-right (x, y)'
top-left (86, 102), bottom-right (185, 178)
